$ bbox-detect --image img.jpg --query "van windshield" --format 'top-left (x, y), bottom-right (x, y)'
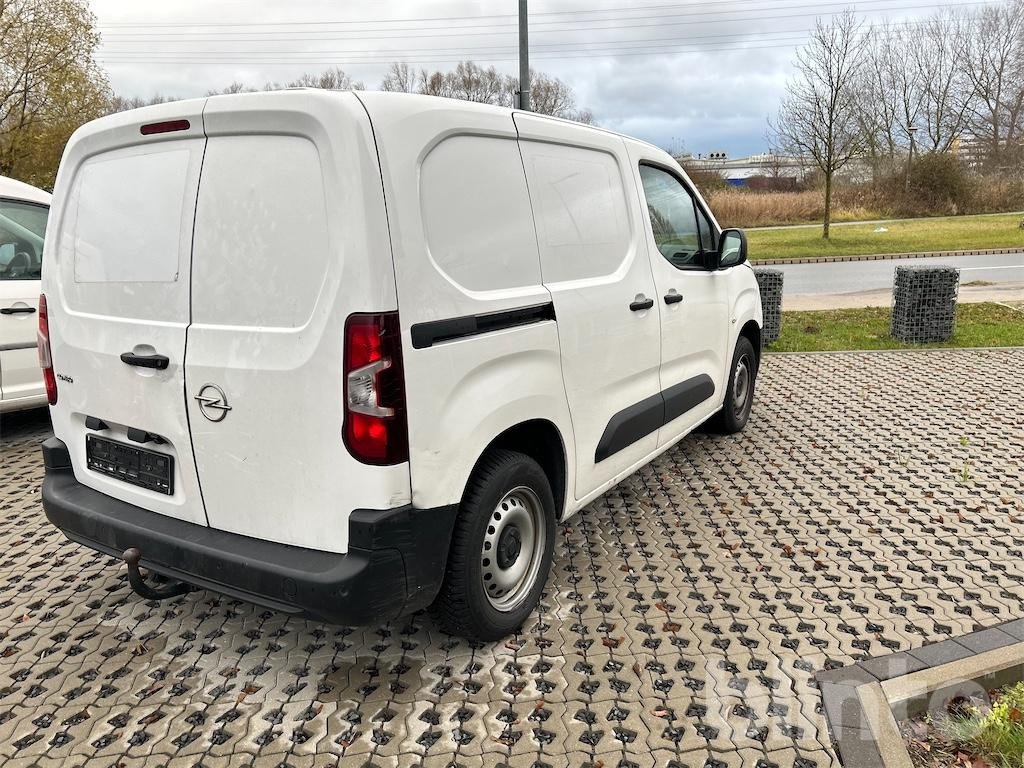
top-left (0, 198), bottom-right (48, 280)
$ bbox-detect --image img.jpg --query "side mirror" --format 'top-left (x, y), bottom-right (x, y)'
top-left (717, 228), bottom-right (747, 269)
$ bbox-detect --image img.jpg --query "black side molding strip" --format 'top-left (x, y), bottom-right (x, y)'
top-left (594, 391), bottom-right (664, 464)
top-left (595, 374), bottom-right (716, 463)
top-left (411, 302), bottom-right (555, 350)
top-left (663, 374), bottom-right (715, 425)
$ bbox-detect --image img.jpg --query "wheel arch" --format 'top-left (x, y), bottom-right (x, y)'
top-left (739, 319), bottom-right (762, 368)
top-left (465, 419), bottom-right (569, 521)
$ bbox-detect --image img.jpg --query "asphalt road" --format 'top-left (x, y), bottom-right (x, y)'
top-left (774, 251), bottom-right (1024, 295)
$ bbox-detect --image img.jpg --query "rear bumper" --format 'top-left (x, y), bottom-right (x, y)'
top-left (40, 437), bottom-right (457, 626)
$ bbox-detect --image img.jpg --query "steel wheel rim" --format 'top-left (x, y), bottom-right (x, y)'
top-left (733, 355), bottom-right (751, 417)
top-left (481, 486), bottom-right (546, 612)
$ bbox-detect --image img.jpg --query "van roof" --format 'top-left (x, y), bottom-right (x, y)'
top-left (0, 175), bottom-right (51, 206)
top-left (350, 90), bottom-right (665, 153)
top-left (75, 89), bottom-right (671, 169)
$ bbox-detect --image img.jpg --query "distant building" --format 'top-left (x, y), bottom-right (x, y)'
top-left (677, 152), bottom-right (812, 187)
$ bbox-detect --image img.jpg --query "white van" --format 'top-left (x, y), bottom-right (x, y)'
top-left (1, 176), bottom-right (51, 412)
top-left (40, 90), bottom-right (762, 640)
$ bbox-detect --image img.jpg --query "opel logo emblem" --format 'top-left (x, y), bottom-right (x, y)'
top-left (194, 383), bottom-right (232, 422)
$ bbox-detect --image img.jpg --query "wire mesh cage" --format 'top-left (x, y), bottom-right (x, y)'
top-left (753, 267), bottom-right (784, 345)
top-left (891, 265), bottom-right (960, 343)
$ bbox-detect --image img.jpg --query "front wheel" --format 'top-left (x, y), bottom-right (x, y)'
top-left (709, 336), bottom-right (757, 434)
top-left (431, 449), bottom-right (555, 641)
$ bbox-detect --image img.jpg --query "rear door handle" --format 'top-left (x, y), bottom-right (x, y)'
top-left (120, 351), bottom-right (170, 370)
top-left (630, 297), bottom-right (655, 312)
top-left (664, 293), bottom-right (683, 305)
top-left (1, 306), bottom-right (36, 315)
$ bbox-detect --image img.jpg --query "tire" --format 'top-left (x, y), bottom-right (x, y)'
top-left (432, 449), bottom-right (556, 641)
top-left (708, 336), bottom-right (758, 434)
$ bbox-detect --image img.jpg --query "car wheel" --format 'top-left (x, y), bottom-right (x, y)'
top-left (709, 336), bottom-right (757, 434)
top-left (432, 449), bottom-right (555, 641)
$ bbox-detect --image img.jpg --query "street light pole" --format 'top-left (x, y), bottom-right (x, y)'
top-left (518, 0), bottom-right (530, 111)
top-left (904, 125), bottom-right (918, 193)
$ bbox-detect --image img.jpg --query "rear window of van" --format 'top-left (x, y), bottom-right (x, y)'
top-left (72, 148), bottom-right (191, 283)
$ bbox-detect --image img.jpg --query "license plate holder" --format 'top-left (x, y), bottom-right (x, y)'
top-left (86, 435), bottom-right (174, 495)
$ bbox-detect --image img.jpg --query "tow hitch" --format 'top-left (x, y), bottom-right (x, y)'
top-left (121, 548), bottom-right (194, 600)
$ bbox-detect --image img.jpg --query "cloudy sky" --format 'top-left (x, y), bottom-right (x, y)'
top-left (89, 0), bottom-right (984, 157)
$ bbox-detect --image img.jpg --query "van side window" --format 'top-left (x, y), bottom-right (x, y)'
top-left (696, 205), bottom-right (717, 254)
top-left (638, 165), bottom-right (702, 269)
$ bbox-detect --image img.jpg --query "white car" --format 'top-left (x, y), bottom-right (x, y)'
top-left (0, 176), bottom-right (50, 412)
top-left (39, 91), bottom-right (762, 640)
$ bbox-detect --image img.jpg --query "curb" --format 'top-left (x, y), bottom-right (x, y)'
top-left (752, 247), bottom-right (1022, 266)
top-left (817, 619), bottom-right (1024, 768)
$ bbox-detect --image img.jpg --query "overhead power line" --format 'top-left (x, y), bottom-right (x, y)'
top-left (97, 42), bottom-right (813, 66)
top-left (97, 0), bottom-right (991, 40)
top-left (96, 0), bottom-right (983, 29)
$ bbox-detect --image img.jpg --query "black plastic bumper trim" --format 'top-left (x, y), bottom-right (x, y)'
top-left (41, 437), bottom-right (457, 625)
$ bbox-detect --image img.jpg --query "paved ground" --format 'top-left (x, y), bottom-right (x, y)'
top-left (1, 350), bottom-right (1023, 768)
top-left (773, 252), bottom-right (1024, 296)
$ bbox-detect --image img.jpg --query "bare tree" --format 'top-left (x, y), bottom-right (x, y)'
top-left (962, 0), bottom-right (1024, 172)
top-left (853, 21), bottom-right (907, 180)
top-left (444, 61), bottom-right (515, 106)
top-left (914, 9), bottom-right (973, 152)
top-left (379, 61), bottom-right (593, 122)
top-left (379, 62), bottom-right (419, 93)
top-left (286, 67), bottom-right (364, 91)
top-left (771, 10), bottom-right (867, 238)
top-left (530, 71), bottom-right (594, 123)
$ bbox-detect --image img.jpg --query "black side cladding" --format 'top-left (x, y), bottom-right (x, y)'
top-left (410, 303), bottom-right (555, 349)
top-left (594, 391), bottom-right (664, 464)
top-left (662, 374), bottom-right (715, 424)
top-left (594, 374), bottom-right (716, 463)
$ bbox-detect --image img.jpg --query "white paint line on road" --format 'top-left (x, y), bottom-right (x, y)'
top-left (959, 265), bottom-right (1024, 271)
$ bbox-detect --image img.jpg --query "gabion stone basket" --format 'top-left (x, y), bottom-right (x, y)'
top-left (891, 265), bottom-right (960, 343)
top-left (752, 267), bottom-right (784, 345)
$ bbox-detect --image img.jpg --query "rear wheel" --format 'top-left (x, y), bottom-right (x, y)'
top-left (432, 449), bottom-right (555, 641)
top-left (709, 336), bottom-right (757, 434)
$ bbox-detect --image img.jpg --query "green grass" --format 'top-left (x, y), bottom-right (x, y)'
top-left (768, 303), bottom-right (1024, 352)
top-left (938, 682), bottom-right (1024, 768)
top-left (748, 212), bottom-right (1024, 260)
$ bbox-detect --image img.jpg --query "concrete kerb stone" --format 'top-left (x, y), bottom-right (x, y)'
top-left (817, 623), bottom-right (1024, 767)
top-left (753, 246), bottom-right (1023, 266)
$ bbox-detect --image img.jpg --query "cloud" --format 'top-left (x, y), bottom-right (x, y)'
top-left (88, 0), bottom-right (966, 157)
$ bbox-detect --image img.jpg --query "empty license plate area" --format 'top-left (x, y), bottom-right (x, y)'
top-left (86, 435), bottom-right (174, 495)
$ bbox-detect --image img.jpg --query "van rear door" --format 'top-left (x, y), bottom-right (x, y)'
top-left (183, 91), bottom-right (409, 554)
top-left (44, 102), bottom-right (209, 526)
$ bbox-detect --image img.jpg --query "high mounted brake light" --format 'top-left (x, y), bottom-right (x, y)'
top-left (140, 119), bottom-right (190, 136)
top-left (343, 312), bottom-right (408, 465)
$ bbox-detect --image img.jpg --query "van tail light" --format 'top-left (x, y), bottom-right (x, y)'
top-left (37, 294), bottom-right (57, 405)
top-left (343, 312), bottom-right (408, 465)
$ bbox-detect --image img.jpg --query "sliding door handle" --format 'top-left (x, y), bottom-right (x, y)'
top-left (630, 297), bottom-right (654, 312)
top-left (664, 292), bottom-right (683, 305)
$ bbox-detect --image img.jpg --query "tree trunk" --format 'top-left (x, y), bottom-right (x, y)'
top-left (822, 170), bottom-right (833, 240)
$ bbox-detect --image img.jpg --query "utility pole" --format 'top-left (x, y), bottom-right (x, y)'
top-left (518, 0), bottom-right (530, 111)
top-left (904, 125), bottom-right (918, 193)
